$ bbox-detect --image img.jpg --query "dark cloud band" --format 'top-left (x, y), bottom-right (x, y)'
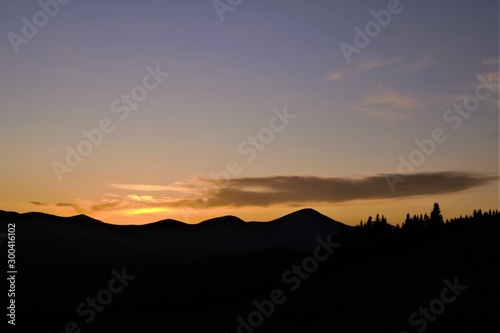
top-left (186, 172), bottom-right (496, 208)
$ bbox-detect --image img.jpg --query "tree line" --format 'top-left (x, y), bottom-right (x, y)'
top-left (334, 203), bottom-right (499, 257)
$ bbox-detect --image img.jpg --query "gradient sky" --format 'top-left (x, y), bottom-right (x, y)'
top-left (0, 0), bottom-right (498, 225)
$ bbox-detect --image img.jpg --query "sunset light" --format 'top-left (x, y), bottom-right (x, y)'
top-left (1, 1), bottom-right (498, 331)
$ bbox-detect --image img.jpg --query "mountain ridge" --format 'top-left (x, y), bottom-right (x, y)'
top-left (0, 207), bottom-right (346, 227)
top-left (0, 208), bottom-right (350, 264)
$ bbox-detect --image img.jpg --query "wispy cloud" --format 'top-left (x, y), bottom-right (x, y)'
top-left (482, 58), bottom-right (500, 65)
top-left (400, 50), bottom-right (443, 71)
top-left (355, 85), bottom-right (421, 120)
top-left (448, 70), bottom-right (499, 107)
top-left (107, 183), bottom-right (173, 192)
top-left (363, 87), bottom-right (417, 108)
top-left (127, 195), bottom-right (155, 202)
top-left (90, 201), bottom-right (122, 212)
top-left (327, 57), bottom-right (400, 81)
top-left (477, 72), bottom-right (499, 92)
top-left (30, 201), bottom-right (48, 206)
top-left (56, 202), bottom-right (86, 214)
top-left (477, 71), bottom-right (499, 107)
top-left (480, 58), bottom-right (499, 93)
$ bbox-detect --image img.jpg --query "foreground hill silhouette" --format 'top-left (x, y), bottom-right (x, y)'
top-left (0, 208), bottom-right (347, 264)
top-left (1, 206), bottom-right (499, 332)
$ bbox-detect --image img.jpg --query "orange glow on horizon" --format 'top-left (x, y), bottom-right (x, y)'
top-left (126, 207), bottom-right (173, 215)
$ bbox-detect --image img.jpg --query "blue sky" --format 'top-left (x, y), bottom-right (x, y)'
top-left (0, 0), bottom-right (498, 224)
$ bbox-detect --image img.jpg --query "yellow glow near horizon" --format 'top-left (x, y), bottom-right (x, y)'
top-left (126, 207), bottom-right (173, 215)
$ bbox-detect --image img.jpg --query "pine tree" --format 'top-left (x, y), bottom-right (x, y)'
top-left (430, 202), bottom-right (444, 226)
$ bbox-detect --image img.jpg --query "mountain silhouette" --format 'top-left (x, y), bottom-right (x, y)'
top-left (0, 208), bottom-right (349, 264)
top-left (270, 207), bottom-right (336, 224)
top-left (199, 215), bottom-right (246, 226)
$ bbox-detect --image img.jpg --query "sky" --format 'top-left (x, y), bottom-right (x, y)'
top-left (0, 0), bottom-right (498, 225)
